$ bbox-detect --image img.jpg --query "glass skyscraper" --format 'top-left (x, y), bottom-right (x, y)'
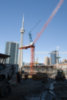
top-left (5, 42), bottom-right (19, 64)
top-left (50, 50), bottom-right (59, 65)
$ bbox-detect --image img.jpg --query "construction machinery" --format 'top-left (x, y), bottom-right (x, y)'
top-left (19, 0), bottom-right (64, 73)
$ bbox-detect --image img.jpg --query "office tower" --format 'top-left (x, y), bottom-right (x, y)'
top-left (44, 57), bottom-right (50, 65)
top-left (5, 42), bottom-right (19, 64)
top-left (19, 16), bottom-right (25, 70)
top-left (50, 50), bottom-right (59, 65)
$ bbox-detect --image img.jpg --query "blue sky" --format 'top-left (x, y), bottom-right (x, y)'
top-left (0, 0), bottom-right (67, 63)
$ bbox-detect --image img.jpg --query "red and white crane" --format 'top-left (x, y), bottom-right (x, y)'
top-left (19, 0), bottom-right (64, 72)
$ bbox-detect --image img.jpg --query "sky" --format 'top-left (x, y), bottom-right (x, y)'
top-left (0, 0), bottom-right (67, 63)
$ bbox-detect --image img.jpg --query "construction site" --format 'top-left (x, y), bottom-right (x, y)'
top-left (0, 60), bottom-right (67, 100)
top-left (0, 0), bottom-right (67, 100)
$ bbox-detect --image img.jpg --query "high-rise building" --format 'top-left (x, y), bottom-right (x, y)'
top-left (44, 57), bottom-right (50, 65)
top-left (5, 42), bottom-right (19, 64)
top-left (50, 50), bottom-right (59, 65)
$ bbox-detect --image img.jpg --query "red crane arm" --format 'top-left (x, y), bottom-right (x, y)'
top-left (19, 44), bottom-right (34, 49)
top-left (33, 0), bottom-right (64, 44)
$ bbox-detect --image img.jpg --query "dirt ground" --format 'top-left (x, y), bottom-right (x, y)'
top-left (1, 79), bottom-right (46, 100)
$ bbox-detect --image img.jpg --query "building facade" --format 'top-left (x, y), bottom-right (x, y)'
top-left (5, 42), bottom-right (19, 64)
top-left (44, 57), bottom-right (50, 65)
top-left (50, 50), bottom-right (59, 65)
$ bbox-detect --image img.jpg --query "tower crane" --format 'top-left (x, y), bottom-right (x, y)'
top-left (19, 0), bottom-right (64, 73)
